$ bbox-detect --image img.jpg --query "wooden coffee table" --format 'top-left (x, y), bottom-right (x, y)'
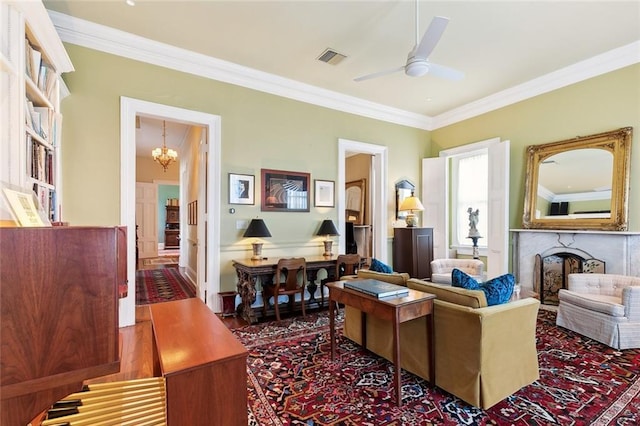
top-left (327, 280), bottom-right (436, 407)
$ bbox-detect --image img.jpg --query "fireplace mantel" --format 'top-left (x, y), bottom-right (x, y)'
top-left (511, 229), bottom-right (640, 291)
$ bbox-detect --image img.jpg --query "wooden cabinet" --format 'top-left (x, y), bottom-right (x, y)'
top-left (0, 226), bottom-right (125, 426)
top-left (164, 205), bottom-right (180, 248)
top-left (393, 227), bottom-right (434, 279)
top-left (0, 1), bottom-right (73, 224)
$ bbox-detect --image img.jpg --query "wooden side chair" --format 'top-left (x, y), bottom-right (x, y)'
top-left (263, 257), bottom-right (307, 322)
top-left (321, 254), bottom-right (361, 310)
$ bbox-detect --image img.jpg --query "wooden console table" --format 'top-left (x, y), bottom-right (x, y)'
top-left (327, 280), bottom-right (436, 407)
top-left (232, 256), bottom-right (338, 324)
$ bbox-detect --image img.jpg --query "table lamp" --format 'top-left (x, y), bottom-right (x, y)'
top-left (399, 192), bottom-right (424, 227)
top-left (243, 218), bottom-right (272, 260)
top-left (316, 219), bottom-right (339, 257)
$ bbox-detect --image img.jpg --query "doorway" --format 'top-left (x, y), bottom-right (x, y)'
top-left (120, 97), bottom-right (221, 327)
top-left (338, 139), bottom-right (388, 263)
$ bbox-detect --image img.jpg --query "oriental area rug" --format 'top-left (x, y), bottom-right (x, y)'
top-left (135, 267), bottom-right (196, 305)
top-left (231, 309), bottom-right (640, 425)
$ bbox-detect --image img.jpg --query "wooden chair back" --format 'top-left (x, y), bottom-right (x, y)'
top-left (276, 258), bottom-right (307, 292)
top-left (336, 254), bottom-right (361, 278)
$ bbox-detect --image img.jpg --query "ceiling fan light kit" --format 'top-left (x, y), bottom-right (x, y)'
top-left (354, 1), bottom-right (463, 83)
top-left (405, 57), bottom-right (430, 77)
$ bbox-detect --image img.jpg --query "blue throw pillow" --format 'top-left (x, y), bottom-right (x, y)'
top-left (451, 268), bottom-right (480, 289)
top-left (481, 274), bottom-right (516, 305)
top-left (451, 268), bottom-right (515, 306)
top-left (369, 258), bottom-right (393, 274)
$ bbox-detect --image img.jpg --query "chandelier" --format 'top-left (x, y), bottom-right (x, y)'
top-left (152, 120), bottom-right (178, 172)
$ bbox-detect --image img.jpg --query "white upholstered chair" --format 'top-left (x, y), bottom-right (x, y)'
top-left (556, 273), bottom-right (640, 350)
top-left (430, 258), bottom-right (484, 285)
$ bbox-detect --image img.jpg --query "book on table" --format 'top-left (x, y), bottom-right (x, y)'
top-left (343, 279), bottom-right (409, 299)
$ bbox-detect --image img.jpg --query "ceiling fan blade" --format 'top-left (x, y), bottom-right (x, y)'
top-left (354, 65), bottom-right (405, 82)
top-left (426, 62), bottom-right (465, 80)
top-left (414, 16), bottom-right (449, 59)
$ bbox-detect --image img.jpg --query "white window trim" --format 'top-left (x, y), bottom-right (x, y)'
top-left (450, 149), bottom-right (489, 249)
top-left (440, 138), bottom-right (500, 257)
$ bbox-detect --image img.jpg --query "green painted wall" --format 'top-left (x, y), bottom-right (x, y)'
top-left (58, 43), bottom-right (639, 291)
top-left (60, 45), bottom-right (429, 232)
top-left (431, 64), bottom-right (640, 231)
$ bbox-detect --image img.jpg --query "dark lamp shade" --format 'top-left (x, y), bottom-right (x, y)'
top-left (316, 219), bottom-right (339, 236)
top-left (243, 219), bottom-right (272, 238)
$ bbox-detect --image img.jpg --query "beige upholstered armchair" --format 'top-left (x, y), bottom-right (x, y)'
top-left (430, 258), bottom-right (484, 284)
top-left (557, 273), bottom-right (640, 350)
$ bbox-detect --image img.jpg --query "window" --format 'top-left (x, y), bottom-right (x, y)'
top-left (451, 149), bottom-right (488, 249)
top-left (423, 136), bottom-right (508, 275)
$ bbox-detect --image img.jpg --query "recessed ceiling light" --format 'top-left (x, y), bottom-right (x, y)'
top-left (125, 0), bottom-right (135, 6)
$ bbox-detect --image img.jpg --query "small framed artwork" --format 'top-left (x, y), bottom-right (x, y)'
top-left (187, 200), bottom-right (197, 225)
top-left (2, 187), bottom-right (50, 227)
top-left (261, 169), bottom-right (310, 212)
top-left (229, 173), bottom-right (255, 205)
top-left (314, 179), bottom-right (335, 207)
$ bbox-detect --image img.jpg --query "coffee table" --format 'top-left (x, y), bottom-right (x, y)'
top-left (327, 280), bottom-right (436, 407)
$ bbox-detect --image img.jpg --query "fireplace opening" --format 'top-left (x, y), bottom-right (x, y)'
top-left (534, 252), bottom-right (605, 305)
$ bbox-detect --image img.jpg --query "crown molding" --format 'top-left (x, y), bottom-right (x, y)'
top-left (432, 41), bottom-right (640, 129)
top-left (47, 10), bottom-right (433, 131)
top-left (48, 11), bottom-right (639, 132)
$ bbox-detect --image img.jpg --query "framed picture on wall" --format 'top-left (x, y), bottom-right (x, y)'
top-left (261, 169), bottom-right (310, 212)
top-left (187, 200), bottom-right (197, 225)
top-left (229, 173), bottom-right (255, 205)
top-left (314, 179), bottom-right (335, 207)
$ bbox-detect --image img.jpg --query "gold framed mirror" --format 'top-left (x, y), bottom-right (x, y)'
top-left (523, 127), bottom-right (632, 231)
top-left (346, 179), bottom-right (366, 225)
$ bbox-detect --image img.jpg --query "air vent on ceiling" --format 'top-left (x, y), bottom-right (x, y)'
top-left (317, 48), bottom-right (347, 65)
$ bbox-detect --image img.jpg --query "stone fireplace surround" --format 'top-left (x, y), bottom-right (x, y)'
top-left (511, 229), bottom-right (640, 293)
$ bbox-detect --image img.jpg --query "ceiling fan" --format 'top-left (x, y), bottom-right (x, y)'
top-left (354, 1), bottom-right (464, 82)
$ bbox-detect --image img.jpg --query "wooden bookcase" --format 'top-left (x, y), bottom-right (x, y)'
top-left (0, 1), bottom-right (73, 224)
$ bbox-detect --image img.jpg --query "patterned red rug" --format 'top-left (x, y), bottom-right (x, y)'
top-left (232, 309), bottom-right (640, 425)
top-left (135, 267), bottom-right (196, 305)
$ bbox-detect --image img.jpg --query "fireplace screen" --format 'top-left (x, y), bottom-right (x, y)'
top-left (534, 253), bottom-right (605, 305)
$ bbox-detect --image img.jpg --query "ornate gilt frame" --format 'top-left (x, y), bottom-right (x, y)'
top-left (522, 127), bottom-right (632, 231)
top-left (345, 178), bottom-right (366, 225)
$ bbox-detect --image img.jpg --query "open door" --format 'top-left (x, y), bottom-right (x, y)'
top-left (196, 128), bottom-right (208, 302)
top-left (135, 182), bottom-right (158, 259)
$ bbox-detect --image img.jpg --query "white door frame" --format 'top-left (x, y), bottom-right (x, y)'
top-left (120, 97), bottom-right (221, 327)
top-left (338, 139), bottom-right (388, 263)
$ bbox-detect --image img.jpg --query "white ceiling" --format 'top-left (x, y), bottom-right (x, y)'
top-left (43, 0), bottom-right (640, 155)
